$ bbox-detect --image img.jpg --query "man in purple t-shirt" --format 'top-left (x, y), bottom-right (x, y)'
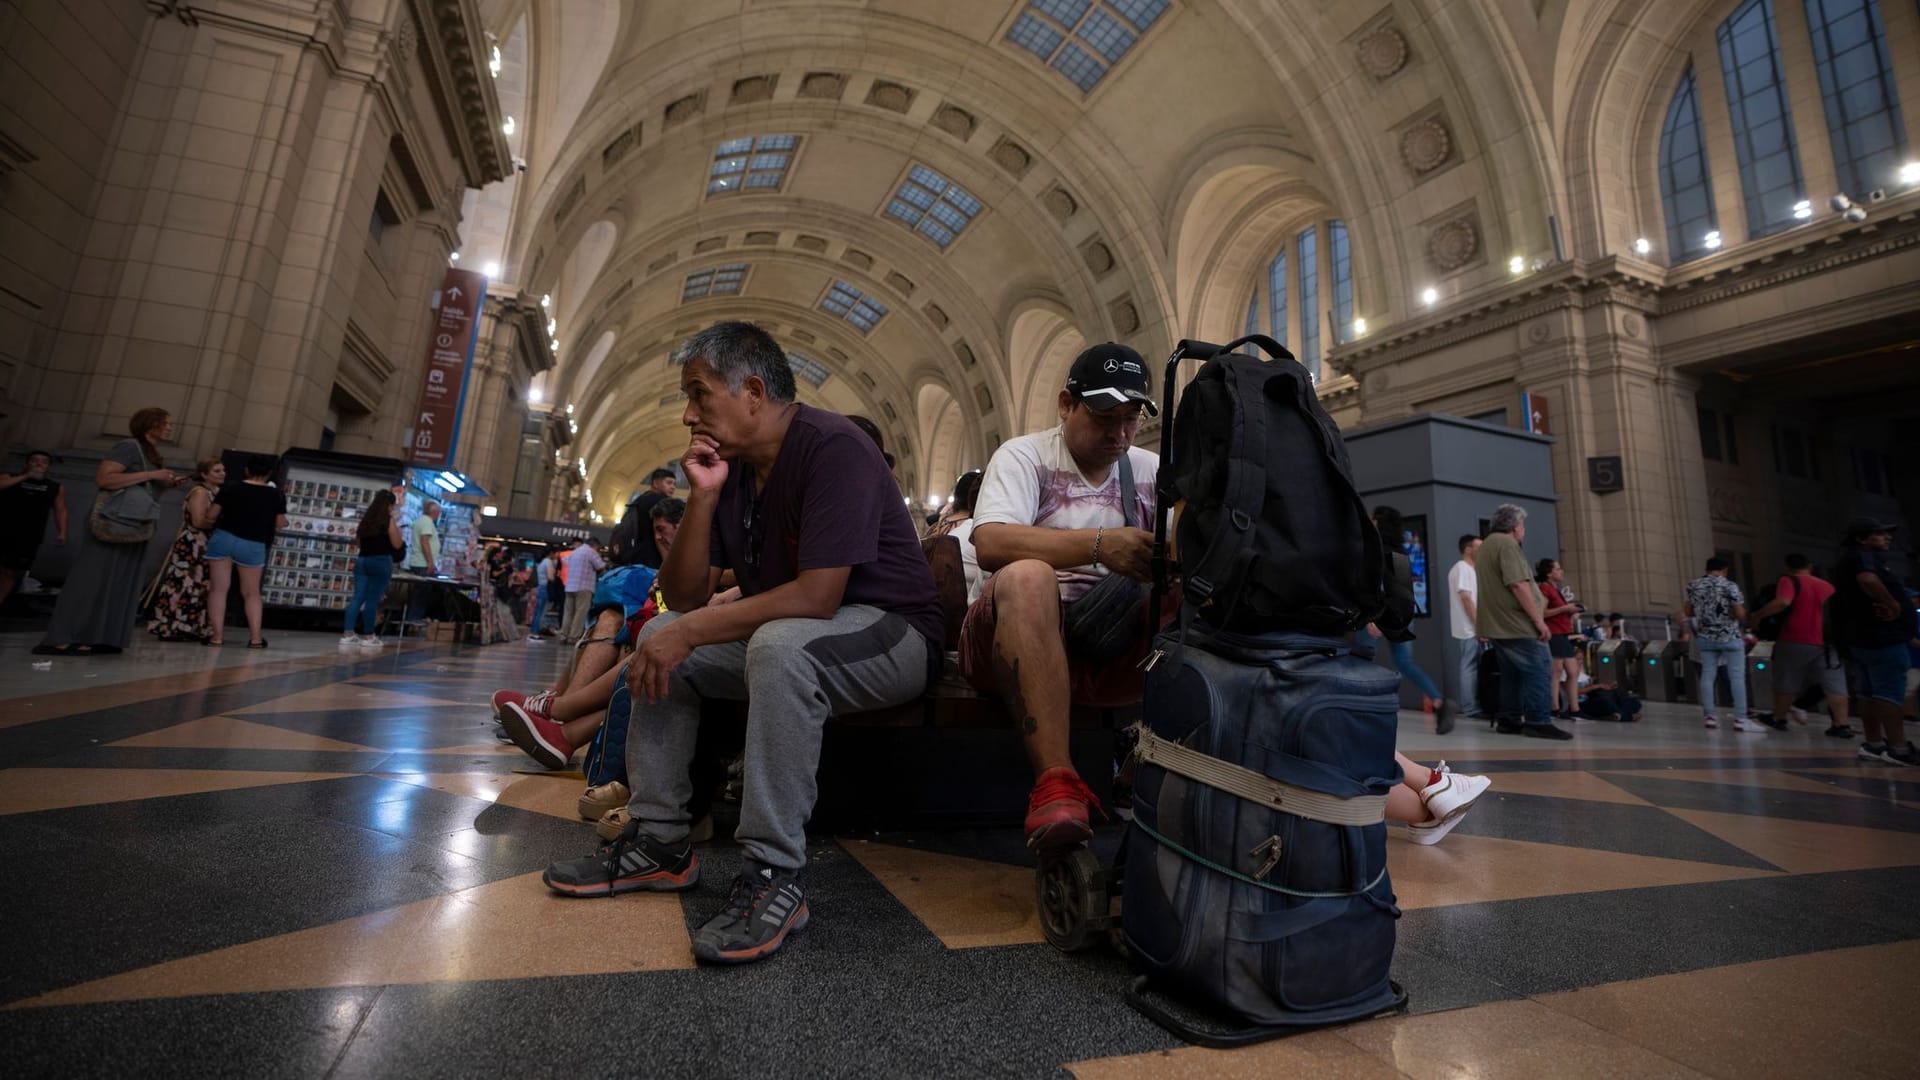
top-left (541, 321), bottom-right (941, 966)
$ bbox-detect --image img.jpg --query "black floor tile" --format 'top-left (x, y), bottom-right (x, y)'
top-left (1445, 789), bottom-right (1782, 868)
top-left (1395, 867), bottom-right (1920, 996)
top-left (1594, 771), bottom-right (1920, 832)
top-left (0, 986), bottom-right (379, 1076)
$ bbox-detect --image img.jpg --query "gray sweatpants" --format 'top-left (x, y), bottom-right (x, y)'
top-left (624, 605), bottom-right (931, 871)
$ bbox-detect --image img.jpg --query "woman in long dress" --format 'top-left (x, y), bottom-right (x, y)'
top-left (35, 409), bottom-right (185, 656)
top-left (146, 458), bottom-right (224, 641)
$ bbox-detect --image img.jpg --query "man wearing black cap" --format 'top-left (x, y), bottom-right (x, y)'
top-left (612, 468), bottom-right (678, 568)
top-left (962, 342), bottom-right (1161, 850)
top-left (1834, 517), bottom-right (1917, 764)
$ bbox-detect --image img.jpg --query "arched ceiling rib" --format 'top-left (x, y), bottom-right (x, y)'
top-left (477, 2), bottom-right (1572, 507)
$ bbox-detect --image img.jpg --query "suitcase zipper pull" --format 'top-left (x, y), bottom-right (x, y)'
top-left (1140, 647), bottom-right (1166, 672)
top-left (1249, 835), bottom-right (1284, 880)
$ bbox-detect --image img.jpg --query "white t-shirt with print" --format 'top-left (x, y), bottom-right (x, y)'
top-left (1447, 559), bottom-right (1478, 639)
top-left (950, 518), bottom-right (985, 605)
top-left (971, 426), bottom-right (1159, 602)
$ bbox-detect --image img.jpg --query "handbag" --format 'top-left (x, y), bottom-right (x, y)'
top-left (89, 475), bottom-right (161, 545)
top-left (1060, 454), bottom-right (1150, 664)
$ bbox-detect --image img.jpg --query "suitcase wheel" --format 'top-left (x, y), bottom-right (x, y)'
top-left (1036, 846), bottom-right (1106, 953)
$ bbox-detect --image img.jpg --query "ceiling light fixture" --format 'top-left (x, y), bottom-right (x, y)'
top-left (540, 294), bottom-right (551, 308)
top-left (1508, 256), bottom-right (1525, 275)
top-left (1352, 317), bottom-right (1368, 337)
top-left (528, 386), bottom-right (542, 403)
top-left (483, 261), bottom-right (500, 278)
top-left (1792, 199), bottom-right (1813, 220)
top-left (1899, 162), bottom-right (1920, 186)
top-left (502, 116), bottom-right (515, 137)
top-left (1703, 230), bottom-right (1722, 251)
top-left (1420, 287), bottom-right (1438, 307)
top-left (1633, 237), bottom-right (1652, 256)
top-left (449, 252), bottom-right (460, 262)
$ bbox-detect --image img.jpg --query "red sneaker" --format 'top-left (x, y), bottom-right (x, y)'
top-left (502, 692), bottom-right (570, 769)
top-left (1025, 766), bottom-right (1103, 852)
top-left (490, 689), bottom-right (519, 724)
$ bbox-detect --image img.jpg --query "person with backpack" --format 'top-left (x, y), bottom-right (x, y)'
top-left (963, 343), bottom-right (1164, 852)
top-left (1749, 553), bottom-right (1852, 738)
top-left (611, 469), bottom-right (677, 567)
top-left (1831, 518), bottom-right (1916, 765)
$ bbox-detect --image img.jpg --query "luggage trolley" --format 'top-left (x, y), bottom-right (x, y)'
top-left (1033, 336), bottom-right (1222, 954)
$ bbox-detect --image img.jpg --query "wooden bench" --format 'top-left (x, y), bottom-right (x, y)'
top-left (703, 534), bottom-right (1136, 829)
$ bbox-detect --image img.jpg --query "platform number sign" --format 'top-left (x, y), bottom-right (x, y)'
top-left (1587, 455), bottom-right (1624, 495)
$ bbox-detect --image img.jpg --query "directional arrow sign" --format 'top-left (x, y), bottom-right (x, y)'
top-left (409, 268), bottom-right (485, 468)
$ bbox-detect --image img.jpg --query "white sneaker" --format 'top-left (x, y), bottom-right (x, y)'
top-left (1703, 715), bottom-right (1719, 729)
top-left (1416, 762), bottom-right (1492, 826)
top-left (1731, 717), bottom-right (1768, 732)
top-left (1790, 707), bottom-right (1810, 726)
top-left (358, 636), bottom-right (386, 648)
top-left (340, 633), bottom-right (361, 645)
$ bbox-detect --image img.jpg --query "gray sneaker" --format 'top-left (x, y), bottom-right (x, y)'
top-left (691, 864), bottom-right (809, 964)
top-left (543, 828), bottom-right (699, 897)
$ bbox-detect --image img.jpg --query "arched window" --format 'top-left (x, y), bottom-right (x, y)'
top-left (1803, 0), bottom-right (1907, 198)
top-left (1241, 221), bottom-right (1350, 376)
top-left (1660, 68), bottom-right (1720, 262)
top-left (1296, 227), bottom-right (1319, 376)
top-left (1716, 0), bottom-right (1804, 238)
top-left (1329, 221), bottom-right (1354, 346)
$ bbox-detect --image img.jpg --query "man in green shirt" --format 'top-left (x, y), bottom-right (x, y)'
top-left (1474, 503), bottom-right (1570, 739)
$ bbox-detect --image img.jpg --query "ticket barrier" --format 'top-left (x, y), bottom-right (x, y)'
top-left (1640, 641), bottom-right (1691, 702)
top-left (1591, 639), bottom-right (1641, 695)
top-left (1745, 641), bottom-right (1774, 705)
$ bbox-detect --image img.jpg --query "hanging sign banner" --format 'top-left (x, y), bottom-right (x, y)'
top-left (407, 268), bottom-right (487, 468)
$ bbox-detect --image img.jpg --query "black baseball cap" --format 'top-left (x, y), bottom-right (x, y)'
top-left (1066, 343), bottom-right (1157, 416)
top-left (1845, 516), bottom-right (1898, 540)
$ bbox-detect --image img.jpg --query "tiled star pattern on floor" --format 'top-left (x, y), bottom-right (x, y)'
top-left (0, 628), bottom-right (1916, 1077)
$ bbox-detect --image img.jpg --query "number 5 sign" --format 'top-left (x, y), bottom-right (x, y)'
top-left (1587, 455), bottom-right (1625, 494)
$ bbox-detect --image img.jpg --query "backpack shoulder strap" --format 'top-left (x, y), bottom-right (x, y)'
top-left (1180, 359), bottom-right (1268, 608)
top-left (1117, 452), bottom-right (1137, 529)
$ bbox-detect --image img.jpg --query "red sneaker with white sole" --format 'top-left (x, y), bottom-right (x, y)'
top-left (501, 693), bottom-right (571, 770)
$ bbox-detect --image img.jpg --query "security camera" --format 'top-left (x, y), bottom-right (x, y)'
top-left (513, 157), bottom-right (528, 173)
top-left (1844, 206), bottom-right (1867, 223)
top-left (1829, 194), bottom-right (1853, 212)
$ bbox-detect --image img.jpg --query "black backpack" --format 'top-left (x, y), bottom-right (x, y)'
top-left (1159, 335), bottom-right (1389, 635)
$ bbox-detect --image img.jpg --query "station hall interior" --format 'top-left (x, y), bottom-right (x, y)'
top-left (2, 0), bottom-right (1919, 1076)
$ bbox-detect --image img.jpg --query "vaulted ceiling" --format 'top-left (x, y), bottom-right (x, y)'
top-left (458, 0), bottom-right (1669, 509)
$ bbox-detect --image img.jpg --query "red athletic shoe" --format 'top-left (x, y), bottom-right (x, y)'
top-left (1025, 766), bottom-right (1103, 852)
top-left (501, 692), bottom-right (570, 770)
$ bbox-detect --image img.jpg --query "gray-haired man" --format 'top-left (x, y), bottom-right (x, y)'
top-left (541, 320), bottom-right (944, 965)
top-left (1474, 504), bottom-right (1570, 739)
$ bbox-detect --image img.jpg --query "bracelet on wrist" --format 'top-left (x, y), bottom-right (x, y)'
top-left (1092, 526), bottom-right (1104, 567)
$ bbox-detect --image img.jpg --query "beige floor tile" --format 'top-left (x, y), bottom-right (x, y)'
top-left (0, 768), bottom-right (352, 815)
top-left (109, 715), bottom-right (374, 752)
top-left (1388, 833), bottom-right (1778, 909)
top-left (1535, 941), bottom-right (1920, 1078)
top-left (1335, 998), bottom-right (1708, 1079)
top-left (10, 871), bottom-right (693, 1008)
top-left (1663, 808), bottom-right (1920, 873)
top-left (841, 839), bottom-right (1045, 948)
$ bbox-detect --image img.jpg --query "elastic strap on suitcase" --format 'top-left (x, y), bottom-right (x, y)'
top-left (1134, 729), bottom-right (1388, 826)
